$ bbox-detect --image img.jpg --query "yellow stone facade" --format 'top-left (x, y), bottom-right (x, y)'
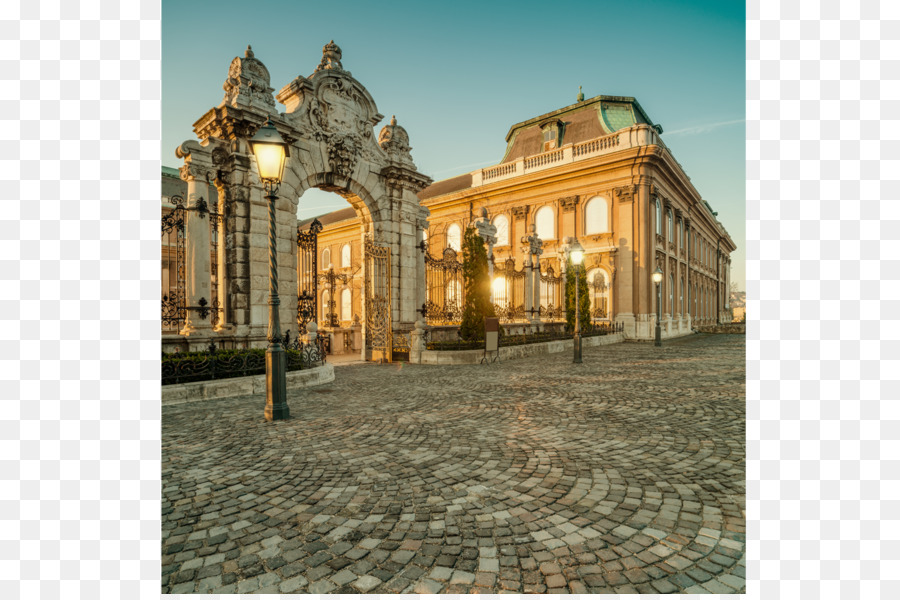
top-left (301, 95), bottom-right (736, 342)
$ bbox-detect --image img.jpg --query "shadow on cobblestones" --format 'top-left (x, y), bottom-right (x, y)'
top-left (162, 334), bottom-right (745, 594)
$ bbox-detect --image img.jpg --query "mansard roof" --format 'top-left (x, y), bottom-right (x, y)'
top-left (500, 95), bottom-right (659, 163)
top-left (417, 94), bottom-right (661, 201)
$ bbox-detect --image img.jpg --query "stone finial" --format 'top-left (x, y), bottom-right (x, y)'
top-left (222, 44), bottom-right (276, 112)
top-left (577, 85), bottom-right (584, 102)
top-left (378, 114), bottom-right (413, 163)
top-left (316, 40), bottom-right (344, 72)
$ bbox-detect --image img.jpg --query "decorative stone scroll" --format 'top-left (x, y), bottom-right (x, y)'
top-left (559, 196), bottom-right (579, 212)
top-left (615, 185), bottom-right (636, 203)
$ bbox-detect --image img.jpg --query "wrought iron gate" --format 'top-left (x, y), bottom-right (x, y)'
top-left (208, 202), bottom-right (224, 328)
top-left (364, 236), bottom-right (392, 362)
top-left (424, 247), bottom-right (464, 325)
top-left (161, 196), bottom-right (186, 332)
top-left (540, 262), bottom-right (564, 320)
top-left (492, 256), bottom-right (526, 322)
top-left (296, 219), bottom-right (321, 333)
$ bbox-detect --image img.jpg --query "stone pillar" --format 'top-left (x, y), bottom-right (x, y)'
top-left (214, 177), bottom-right (233, 333)
top-left (409, 317), bottom-right (425, 364)
top-left (176, 144), bottom-right (215, 341)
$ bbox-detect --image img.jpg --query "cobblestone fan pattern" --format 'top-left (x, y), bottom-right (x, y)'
top-left (162, 334), bottom-right (745, 594)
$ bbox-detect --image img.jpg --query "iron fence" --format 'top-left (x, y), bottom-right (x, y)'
top-left (161, 195), bottom-right (186, 332)
top-left (425, 247), bottom-right (464, 325)
top-left (539, 262), bottom-right (564, 320)
top-left (491, 257), bottom-right (526, 322)
top-left (161, 332), bottom-right (325, 386)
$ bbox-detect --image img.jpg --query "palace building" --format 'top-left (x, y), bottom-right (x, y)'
top-left (299, 92), bottom-right (735, 348)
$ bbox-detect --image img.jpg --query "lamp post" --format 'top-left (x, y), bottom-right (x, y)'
top-left (249, 117), bottom-right (291, 421)
top-left (652, 265), bottom-right (663, 347)
top-left (569, 238), bottom-right (585, 364)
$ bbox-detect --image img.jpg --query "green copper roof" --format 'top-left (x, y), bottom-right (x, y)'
top-left (601, 103), bottom-right (637, 132)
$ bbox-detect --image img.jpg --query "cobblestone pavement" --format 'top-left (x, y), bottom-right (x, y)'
top-left (162, 334), bottom-right (745, 594)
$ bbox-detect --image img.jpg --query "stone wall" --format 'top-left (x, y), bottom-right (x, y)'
top-left (162, 363), bottom-right (334, 406)
top-left (696, 323), bottom-right (745, 334)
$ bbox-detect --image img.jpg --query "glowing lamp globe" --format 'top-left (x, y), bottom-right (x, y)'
top-left (249, 117), bottom-right (290, 183)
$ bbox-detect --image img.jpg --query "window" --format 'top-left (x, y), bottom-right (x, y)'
top-left (588, 269), bottom-right (610, 320)
top-left (584, 196), bottom-right (609, 234)
top-left (679, 219), bottom-right (683, 249)
top-left (655, 200), bottom-right (662, 235)
top-left (492, 215), bottom-right (509, 246)
top-left (447, 223), bottom-right (461, 251)
top-left (668, 274), bottom-right (674, 316)
top-left (667, 209), bottom-right (673, 242)
top-left (541, 124), bottom-right (559, 152)
top-left (341, 288), bottom-right (352, 321)
top-left (340, 243), bottom-right (351, 269)
top-left (535, 206), bottom-right (554, 240)
top-left (322, 247), bottom-right (331, 269)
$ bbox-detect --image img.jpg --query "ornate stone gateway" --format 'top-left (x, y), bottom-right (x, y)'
top-left (364, 237), bottom-right (391, 361)
top-left (175, 42), bottom-right (432, 356)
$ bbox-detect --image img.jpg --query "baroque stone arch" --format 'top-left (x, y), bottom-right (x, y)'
top-left (178, 42), bottom-right (432, 355)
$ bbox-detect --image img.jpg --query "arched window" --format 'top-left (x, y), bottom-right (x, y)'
top-left (446, 223), bottom-right (461, 251)
top-left (667, 209), bottom-right (673, 242)
top-left (678, 219), bottom-right (683, 249)
top-left (680, 276), bottom-right (684, 315)
top-left (322, 247), bottom-right (331, 269)
top-left (668, 274), bottom-right (674, 316)
top-left (492, 215), bottom-right (509, 246)
top-left (340, 243), bottom-right (351, 269)
top-left (694, 284), bottom-right (698, 317)
top-left (587, 269), bottom-right (610, 320)
top-left (584, 196), bottom-right (609, 234)
top-left (535, 206), bottom-right (554, 240)
top-left (655, 199), bottom-right (662, 235)
top-left (341, 288), bottom-right (352, 322)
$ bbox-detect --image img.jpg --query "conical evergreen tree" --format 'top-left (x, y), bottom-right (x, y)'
top-left (459, 227), bottom-right (495, 341)
top-left (564, 256), bottom-right (591, 334)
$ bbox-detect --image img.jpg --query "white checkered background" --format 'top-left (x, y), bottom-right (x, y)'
top-left (0, 0), bottom-right (895, 599)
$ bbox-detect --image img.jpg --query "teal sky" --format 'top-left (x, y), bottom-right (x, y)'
top-left (162, 0), bottom-right (745, 289)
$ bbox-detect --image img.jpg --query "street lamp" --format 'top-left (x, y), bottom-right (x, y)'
top-left (652, 265), bottom-right (663, 347)
top-left (249, 117), bottom-right (291, 421)
top-left (569, 238), bottom-right (585, 364)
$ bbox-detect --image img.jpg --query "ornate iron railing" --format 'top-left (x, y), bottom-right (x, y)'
top-left (161, 332), bottom-right (325, 386)
top-left (161, 196), bottom-right (186, 332)
top-left (364, 236), bottom-right (392, 360)
top-left (539, 262), bottom-right (564, 320)
top-left (492, 256), bottom-right (526, 322)
top-left (425, 247), bottom-right (465, 325)
top-left (297, 219), bottom-right (321, 333)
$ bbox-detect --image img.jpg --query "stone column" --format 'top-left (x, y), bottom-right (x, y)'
top-left (176, 145), bottom-right (215, 341)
